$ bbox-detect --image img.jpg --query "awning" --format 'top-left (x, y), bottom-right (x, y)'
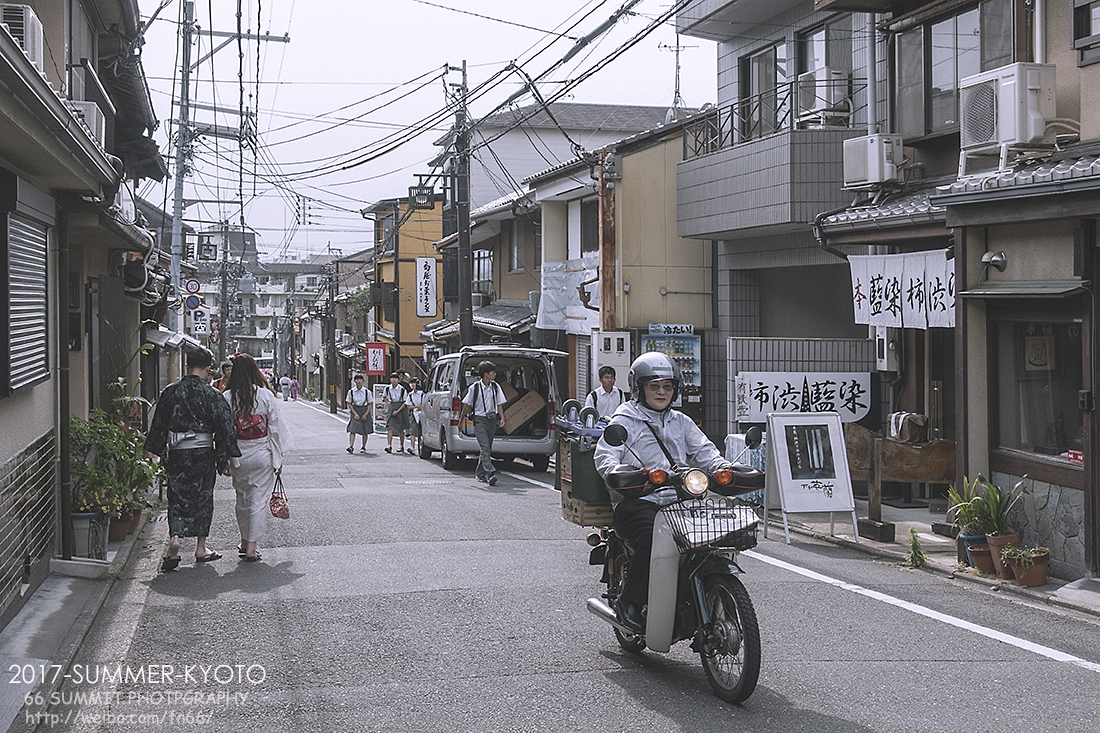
top-left (958, 281), bottom-right (1091, 299)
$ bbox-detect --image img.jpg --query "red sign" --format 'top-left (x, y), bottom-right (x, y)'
top-left (365, 342), bottom-right (386, 376)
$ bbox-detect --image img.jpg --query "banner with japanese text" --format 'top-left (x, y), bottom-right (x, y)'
top-left (735, 372), bottom-right (872, 423)
top-left (848, 249), bottom-right (954, 329)
top-left (414, 257), bottom-right (437, 318)
top-left (535, 253), bottom-right (599, 335)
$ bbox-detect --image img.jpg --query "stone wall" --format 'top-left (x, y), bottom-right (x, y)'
top-left (991, 471), bottom-right (1086, 581)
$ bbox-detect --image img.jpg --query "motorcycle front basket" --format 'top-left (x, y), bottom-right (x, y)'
top-left (661, 498), bottom-right (759, 554)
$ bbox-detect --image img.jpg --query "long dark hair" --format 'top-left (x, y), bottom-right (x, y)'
top-left (227, 353), bottom-right (266, 417)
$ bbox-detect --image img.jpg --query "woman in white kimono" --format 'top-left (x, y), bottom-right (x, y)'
top-left (224, 353), bottom-right (293, 562)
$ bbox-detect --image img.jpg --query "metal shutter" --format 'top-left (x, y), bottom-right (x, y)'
top-left (8, 213), bottom-right (48, 389)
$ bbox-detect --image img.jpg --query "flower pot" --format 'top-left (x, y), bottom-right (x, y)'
top-left (984, 532), bottom-right (1019, 580)
top-left (72, 513), bottom-right (108, 559)
top-left (127, 508), bottom-right (142, 533)
top-left (958, 532), bottom-right (987, 567)
top-left (967, 544), bottom-right (996, 575)
top-left (1009, 551), bottom-right (1050, 587)
top-left (108, 515), bottom-right (130, 542)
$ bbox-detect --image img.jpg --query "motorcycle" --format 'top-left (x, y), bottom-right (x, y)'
top-left (585, 424), bottom-right (766, 703)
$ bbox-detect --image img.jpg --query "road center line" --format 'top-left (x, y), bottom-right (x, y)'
top-left (743, 549), bottom-right (1100, 675)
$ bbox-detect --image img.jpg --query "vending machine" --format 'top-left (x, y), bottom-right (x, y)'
top-left (642, 325), bottom-right (703, 426)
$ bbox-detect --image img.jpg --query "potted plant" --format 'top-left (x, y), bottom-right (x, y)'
top-left (977, 475), bottom-right (1028, 580)
top-left (966, 544), bottom-right (997, 575)
top-left (947, 476), bottom-right (987, 565)
top-left (70, 407), bottom-right (161, 545)
top-left (1000, 545), bottom-right (1050, 587)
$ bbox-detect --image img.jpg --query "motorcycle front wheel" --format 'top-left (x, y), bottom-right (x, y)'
top-left (699, 575), bottom-right (760, 703)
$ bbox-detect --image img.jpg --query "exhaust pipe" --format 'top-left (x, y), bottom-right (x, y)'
top-left (586, 597), bottom-right (641, 635)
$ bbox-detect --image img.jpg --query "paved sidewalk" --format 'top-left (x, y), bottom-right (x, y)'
top-left (776, 498), bottom-right (1100, 617)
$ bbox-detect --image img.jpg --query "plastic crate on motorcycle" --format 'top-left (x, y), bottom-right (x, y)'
top-left (557, 438), bottom-right (614, 526)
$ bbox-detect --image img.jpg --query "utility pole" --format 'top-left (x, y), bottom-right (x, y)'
top-left (327, 264), bottom-right (338, 414)
top-left (167, 1), bottom-right (289, 347)
top-left (218, 224), bottom-right (229, 359)
top-left (451, 61), bottom-right (473, 346)
top-left (168, 1), bottom-right (195, 336)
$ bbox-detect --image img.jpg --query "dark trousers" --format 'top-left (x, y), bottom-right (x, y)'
top-left (473, 414), bottom-right (498, 480)
top-left (614, 499), bottom-right (661, 606)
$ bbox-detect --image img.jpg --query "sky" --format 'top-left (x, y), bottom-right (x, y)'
top-left (136, 0), bottom-right (717, 260)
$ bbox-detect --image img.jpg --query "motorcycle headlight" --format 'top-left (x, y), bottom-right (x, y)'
top-left (683, 469), bottom-right (709, 496)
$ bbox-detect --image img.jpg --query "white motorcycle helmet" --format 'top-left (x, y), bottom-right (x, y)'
top-left (627, 352), bottom-right (681, 410)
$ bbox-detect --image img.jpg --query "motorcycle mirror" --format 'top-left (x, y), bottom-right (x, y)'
top-left (745, 426), bottom-right (763, 450)
top-left (602, 424), bottom-right (628, 446)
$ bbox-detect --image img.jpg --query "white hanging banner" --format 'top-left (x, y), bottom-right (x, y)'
top-left (926, 250), bottom-right (956, 328)
top-left (902, 253), bottom-right (927, 329)
top-left (849, 255), bottom-right (870, 325)
top-left (850, 249), bottom-right (954, 329)
top-left (414, 257), bottom-right (437, 318)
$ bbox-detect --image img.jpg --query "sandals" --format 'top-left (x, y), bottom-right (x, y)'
top-left (242, 553), bottom-right (262, 563)
top-left (195, 552), bottom-right (222, 563)
top-left (160, 555), bottom-right (181, 572)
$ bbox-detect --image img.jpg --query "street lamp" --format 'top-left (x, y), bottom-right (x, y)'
top-left (409, 183), bottom-right (433, 209)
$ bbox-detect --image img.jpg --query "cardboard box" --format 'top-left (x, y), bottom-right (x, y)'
top-left (561, 481), bottom-right (614, 526)
top-left (502, 390), bottom-right (545, 434)
top-left (499, 379), bottom-right (519, 403)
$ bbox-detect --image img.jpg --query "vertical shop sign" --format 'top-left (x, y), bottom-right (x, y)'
top-left (415, 257), bottom-right (437, 318)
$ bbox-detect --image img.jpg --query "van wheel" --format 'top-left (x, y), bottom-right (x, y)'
top-left (441, 431), bottom-right (458, 469)
top-left (418, 440), bottom-right (432, 459)
top-left (530, 455), bottom-right (550, 473)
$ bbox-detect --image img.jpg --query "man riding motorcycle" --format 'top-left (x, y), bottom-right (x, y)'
top-left (593, 352), bottom-right (728, 633)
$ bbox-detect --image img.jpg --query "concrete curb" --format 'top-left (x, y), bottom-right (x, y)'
top-left (11, 511), bottom-right (154, 733)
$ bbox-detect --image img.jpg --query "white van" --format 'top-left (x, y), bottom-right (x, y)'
top-left (419, 345), bottom-right (566, 472)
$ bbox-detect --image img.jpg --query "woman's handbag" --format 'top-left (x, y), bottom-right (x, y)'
top-left (269, 475), bottom-right (290, 519)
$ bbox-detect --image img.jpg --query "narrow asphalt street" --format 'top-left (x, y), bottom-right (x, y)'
top-left (13, 398), bottom-right (1100, 732)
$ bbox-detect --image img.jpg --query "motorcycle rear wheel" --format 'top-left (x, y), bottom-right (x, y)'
top-left (699, 575), bottom-right (760, 703)
top-left (607, 543), bottom-right (645, 653)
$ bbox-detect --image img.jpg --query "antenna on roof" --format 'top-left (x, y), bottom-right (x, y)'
top-left (659, 33), bottom-right (696, 123)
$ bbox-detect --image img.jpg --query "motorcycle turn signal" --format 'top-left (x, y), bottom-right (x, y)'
top-left (648, 468), bottom-right (668, 486)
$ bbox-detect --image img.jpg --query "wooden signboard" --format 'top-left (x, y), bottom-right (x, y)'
top-left (764, 412), bottom-right (859, 544)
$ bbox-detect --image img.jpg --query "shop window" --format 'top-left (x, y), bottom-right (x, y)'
top-left (896, 0), bottom-right (1015, 139)
top-left (1074, 0), bottom-right (1100, 65)
top-left (993, 318), bottom-right (1084, 464)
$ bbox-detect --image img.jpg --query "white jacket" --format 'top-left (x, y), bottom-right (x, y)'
top-left (593, 400), bottom-right (725, 507)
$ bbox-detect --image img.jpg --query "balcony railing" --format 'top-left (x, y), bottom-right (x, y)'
top-left (683, 77), bottom-right (867, 161)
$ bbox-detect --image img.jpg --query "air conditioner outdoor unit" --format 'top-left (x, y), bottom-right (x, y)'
top-left (960, 62), bottom-right (1055, 152)
top-left (798, 67), bottom-right (848, 115)
top-left (843, 134), bottom-right (904, 188)
top-left (68, 100), bottom-right (106, 147)
top-left (0, 4), bottom-right (43, 73)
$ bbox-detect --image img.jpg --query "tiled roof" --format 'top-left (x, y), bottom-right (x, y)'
top-left (936, 154), bottom-right (1100, 196)
top-left (421, 300), bottom-right (535, 341)
top-left (820, 187), bottom-right (946, 230)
